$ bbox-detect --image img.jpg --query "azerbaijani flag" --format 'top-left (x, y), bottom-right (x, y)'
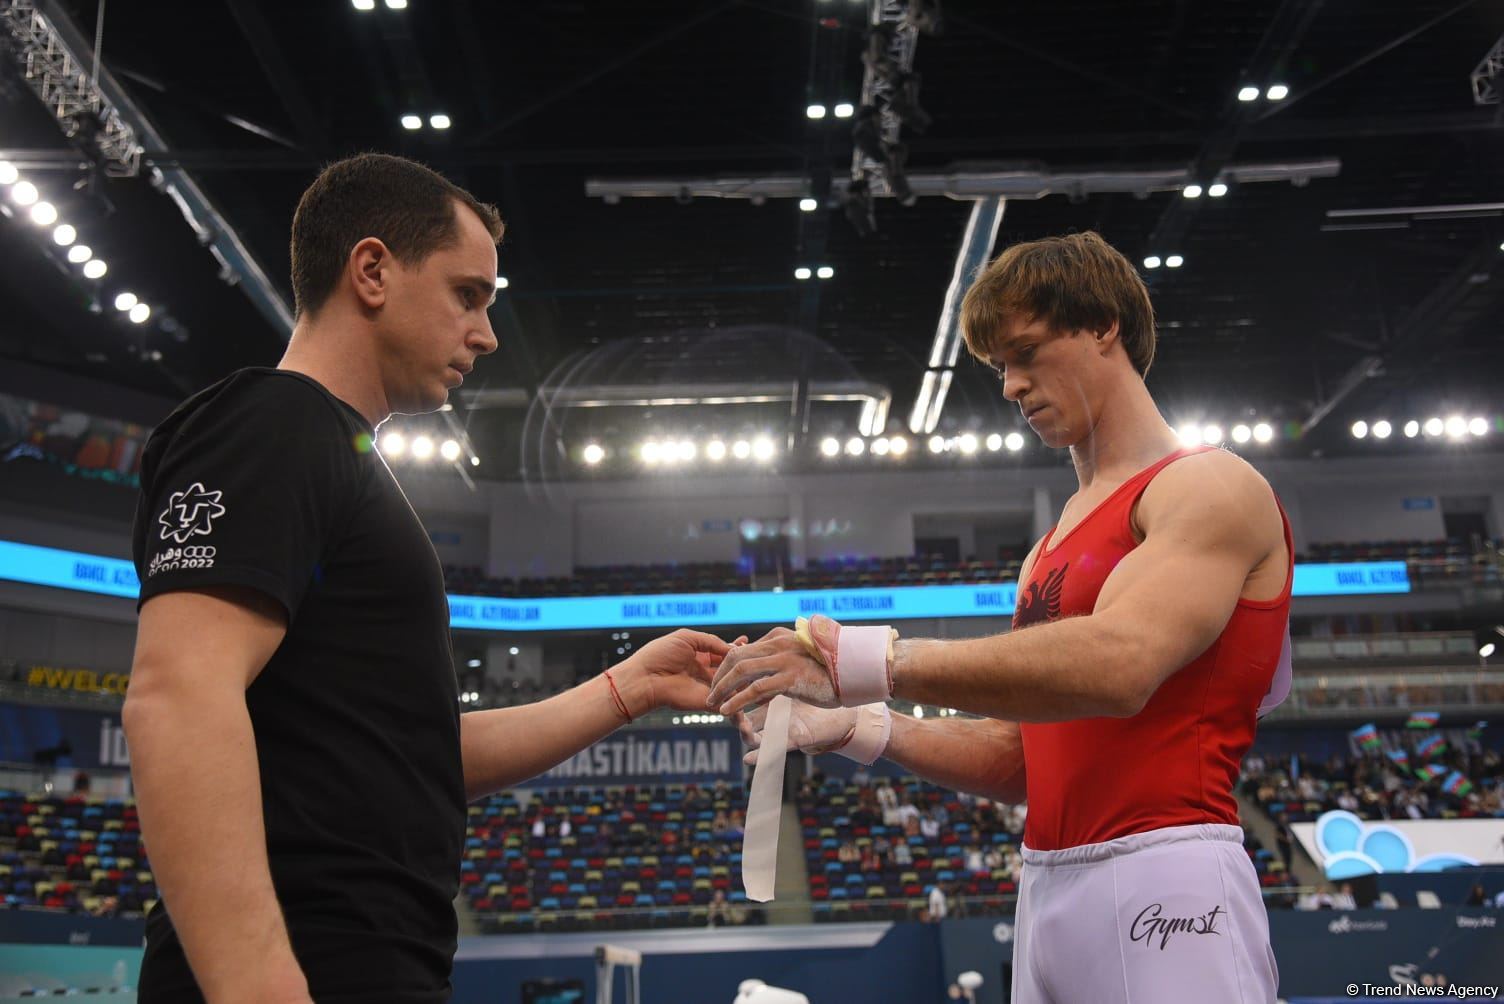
top-left (1415, 733), bottom-right (1448, 759)
top-left (1385, 748), bottom-right (1410, 771)
top-left (1414, 764), bottom-right (1445, 782)
top-left (1406, 711), bottom-right (1441, 729)
top-left (1467, 721), bottom-right (1487, 740)
top-left (1442, 771), bottom-right (1474, 797)
top-left (1351, 723), bottom-right (1381, 751)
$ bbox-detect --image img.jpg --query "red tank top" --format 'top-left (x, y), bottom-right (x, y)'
top-left (1014, 446), bottom-right (1293, 850)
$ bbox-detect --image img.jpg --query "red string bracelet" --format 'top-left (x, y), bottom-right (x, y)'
top-left (604, 669), bottom-right (633, 723)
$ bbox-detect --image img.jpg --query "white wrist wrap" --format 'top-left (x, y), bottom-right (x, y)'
top-left (837, 703), bottom-right (892, 765)
top-left (835, 625), bottom-right (895, 707)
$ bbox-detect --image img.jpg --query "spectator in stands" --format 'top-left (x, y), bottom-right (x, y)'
top-left (927, 882), bottom-right (949, 922)
top-left (983, 846), bottom-right (1003, 872)
top-left (1465, 884), bottom-right (1487, 907)
top-left (965, 845), bottom-right (985, 874)
top-left (877, 782), bottom-right (899, 824)
top-left (711, 810), bottom-right (732, 837)
top-left (1275, 814), bottom-right (1294, 871)
top-left (558, 816), bottom-right (571, 839)
top-left (89, 895), bottom-right (120, 918)
top-left (727, 809), bottom-right (745, 839)
top-left (919, 812), bottom-right (940, 840)
top-left (1330, 883), bottom-right (1357, 911)
top-left (891, 840), bottom-right (913, 867)
top-left (707, 889), bottom-right (732, 928)
top-left (838, 840), bottom-right (859, 864)
top-left (531, 815), bottom-right (546, 840)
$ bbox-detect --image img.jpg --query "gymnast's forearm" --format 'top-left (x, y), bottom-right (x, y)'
top-left (891, 614), bottom-right (1146, 722)
top-left (883, 714), bottom-right (1027, 803)
top-left (123, 687), bottom-right (309, 1003)
top-left (459, 672), bottom-right (632, 800)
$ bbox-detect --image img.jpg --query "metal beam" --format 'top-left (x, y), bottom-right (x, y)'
top-left (585, 159), bottom-right (1341, 203)
top-left (909, 196), bottom-right (1005, 434)
top-left (221, 0), bottom-right (328, 155)
top-left (7, 0), bottom-right (294, 338)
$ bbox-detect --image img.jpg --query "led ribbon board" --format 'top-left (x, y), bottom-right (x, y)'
top-left (0, 539), bottom-right (1411, 632)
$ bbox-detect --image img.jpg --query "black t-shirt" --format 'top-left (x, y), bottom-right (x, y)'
top-left (130, 368), bottom-right (464, 1002)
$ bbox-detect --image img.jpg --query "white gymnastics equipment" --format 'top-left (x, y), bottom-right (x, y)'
top-left (734, 980), bottom-right (811, 1004)
top-left (594, 944), bottom-right (642, 1004)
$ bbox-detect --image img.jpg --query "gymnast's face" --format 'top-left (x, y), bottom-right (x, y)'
top-left (987, 316), bottom-right (1117, 450)
top-left (373, 200), bottom-right (500, 416)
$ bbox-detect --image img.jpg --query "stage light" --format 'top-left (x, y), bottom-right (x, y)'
top-left (467, 658), bottom-right (482, 668)
top-left (429, 114), bottom-right (451, 130)
top-left (820, 437), bottom-right (840, 458)
top-left (845, 436), bottom-right (865, 456)
top-left (1237, 86), bottom-right (1260, 102)
top-left (83, 259), bottom-right (107, 278)
top-left (834, 102), bottom-right (854, 118)
top-left (1469, 417), bottom-right (1488, 437)
top-left (641, 440), bottom-right (662, 464)
top-left (52, 224), bottom-right (75, 246)
top-left (494, 276), bottom-right (509, 289)
top-left (913, 705), bottom-right (925, 719)
top-left (958, 433), bottom-right (978, 454)
top-left (1143, 256), bottom-right (1161, 269)
top-left (927, 435), bottom-right (945, 454)
top-left (1166, 254), bottom-right (1184, 268)
top-left (888, 436), bottom-right (908, 456)
top-left (1481, 643), bottom-right (1497, 659)
top-left (29, 201), bottom-right (57, 226)
top-left (1208, 182), bottom-right (1228, 198)
top-left (1351, 420), bottom-right (1368, 440)
top-left (816, 266), bottom-right (834, 279)
top-left (401, 114), bottom-right (422, 130)
top-left (385, 0), bottom-right (408, 8)
top-left (0, 162), bottom-right (16, 184)
top-left (677, 440), bottom-right (697, 461)
top-left (752, 436), bottom-right (776, 462)
top-left (67, 244), bottom-right (91, 263)
top-left (732, 439), bottom-right (752, 460)
top-left (871, 437), bottom-right (891, 456)
top-left (1403, 420), bottom-right (1420, 438)
top-left (1177, 424), bottom-right (1202, 447)
top-left (806, 103), bottom-right (827, 120)
top-left (799, 198), bottom-right (818, 212)
top-left (1253, 422), bottom-right (1274, 443)
top-left (380, 432), bottom-right (406, 457)
top-left (351, 0), bottom-right (375, 8)
top-left (411, 436), bottom-right (435, 460)
top-left (1445, 415), bottom-right (1467, 439)
top-left (1232, 424), bottom-right (1251, 444)
top-left (706, 439), bottom-right (727, 461)
top-left (1202, 424), bottom-right (1224, 444)
top-left (1004, 432), bottom-right (1025, 451)
top-left (128, 302), bottom-right (151, 324)
top-left (440, 439), bottom-right (462, 462)
top-left (10, 180), bottom-right (38, 206)
top-left (794, 266), bottom-right (812, 280)
top-left (1266, 84), bottom-right (1289, 101)
top-left (1372, 420), bottom-right (1392, 439)
top-left (1423, 417), bottom-right (1443, 437)
top-left (113, 292), bottom-right (137, 311)
top-left (1182, 184), bottom-right (1202, 199)
top-left (985, 433), bottom-right (1003, 451)
top-left (470, 456), bottom-right (480, 466)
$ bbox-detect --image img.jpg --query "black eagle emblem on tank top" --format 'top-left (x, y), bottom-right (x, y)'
top-left (1013, 563), bottom-right (1068, 629)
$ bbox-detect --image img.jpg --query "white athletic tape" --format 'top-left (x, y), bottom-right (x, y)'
top-left (840, 703), bottom-right (893, 765)
top-left (835, 625), bottom-right (894, 706)
top-left (742, 694), bottom-right (792, 903)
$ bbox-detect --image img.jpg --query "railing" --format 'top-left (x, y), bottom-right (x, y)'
top-left (1263, 668), bottom-right (1504, 721)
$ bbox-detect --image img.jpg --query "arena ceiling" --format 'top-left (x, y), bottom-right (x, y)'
top-left (0, 0), bottom-right (1501, 477)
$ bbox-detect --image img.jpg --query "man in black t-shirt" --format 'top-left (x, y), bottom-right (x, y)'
top-left (124, 154), bottom-right (733, 1004)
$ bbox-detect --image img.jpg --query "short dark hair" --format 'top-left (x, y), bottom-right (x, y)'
top-left (290, 153), bottom-right (504, 318)
top-left (960, 231), bottom-right (1157, 376)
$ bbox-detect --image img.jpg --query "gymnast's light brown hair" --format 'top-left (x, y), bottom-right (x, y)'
top-left (960, 231), bottom-right (1157, 377)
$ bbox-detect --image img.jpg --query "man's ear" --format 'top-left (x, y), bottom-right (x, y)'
top-left (349, 237), bottom-right (391, 311)
top-left (1093, 319), bottom-right (1121, 351)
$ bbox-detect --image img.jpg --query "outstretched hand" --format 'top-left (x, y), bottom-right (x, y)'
top-left (623, 629), bottom-right (747, 715)
top-left (706, 620), bottom-right (842, 717)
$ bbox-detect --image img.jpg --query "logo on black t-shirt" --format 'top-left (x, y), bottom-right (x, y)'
top-left (1013, 563), bottom-right (1067, 629)
top-left (157, 481), bottom-right (226, 544)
